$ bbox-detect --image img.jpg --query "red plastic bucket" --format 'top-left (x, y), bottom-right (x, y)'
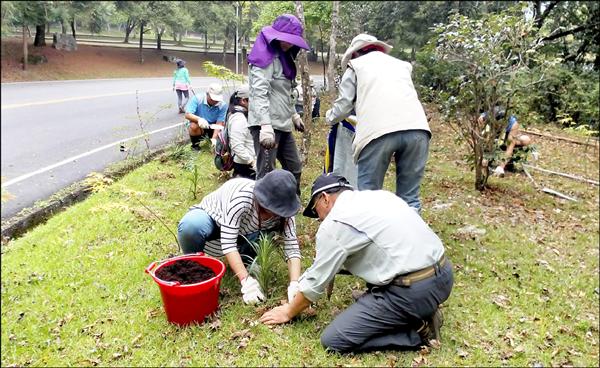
top-left (145, 253), bottom-right (226, 326)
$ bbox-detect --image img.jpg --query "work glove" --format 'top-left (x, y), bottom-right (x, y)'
top-left (346, 115), bottom-right (358, 127)
top-left (210, 138), bottom-right (217, 148)
top-left (324, 109), bottom-right (336, 126)
top-left (241, 276), bottom-right (265, 305)
top-left (292, 113), bottom-right (305, 132)
top-left (197, 118), bottom-right (210, 129)
top-left (287, 281), bottom-right (299, 303)
top-left (259, 124), bottom-right (276, 149)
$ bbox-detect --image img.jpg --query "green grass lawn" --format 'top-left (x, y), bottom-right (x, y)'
top-left (1, 108), bottom-right (598, 366)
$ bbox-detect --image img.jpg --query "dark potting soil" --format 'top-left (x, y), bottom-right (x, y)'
top-left (155, 260), bottom-right (216, 284)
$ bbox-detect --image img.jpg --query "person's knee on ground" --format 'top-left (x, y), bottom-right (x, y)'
top-left (320, 325), bottom-right (354, 354)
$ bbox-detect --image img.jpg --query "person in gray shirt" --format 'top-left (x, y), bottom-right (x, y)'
top-left (260, 173), bottom-right (453, 353)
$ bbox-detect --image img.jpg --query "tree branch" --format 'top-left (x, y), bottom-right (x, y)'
top-left (535, 0), bottom-right (561, 29)
top-left (542, 24), bottom-right (588, 42)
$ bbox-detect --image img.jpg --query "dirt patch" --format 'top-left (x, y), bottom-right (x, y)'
top-left (1, 37), bottom-right (325, 82)
top-left (155, 260), bottom-right (216, 285)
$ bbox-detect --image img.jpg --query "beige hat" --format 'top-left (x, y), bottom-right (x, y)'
top-left (207, 83), bottom-right (224, 102)
top-left (341, 33), bottom-right (393, 71)
top-left (234, 84), bottom-right (250, 99)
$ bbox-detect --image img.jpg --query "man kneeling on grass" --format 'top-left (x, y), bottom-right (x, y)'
top-left (260, 173), bottom-right (453, 352)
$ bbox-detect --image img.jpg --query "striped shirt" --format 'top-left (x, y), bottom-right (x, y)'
top-left (192, 178), bottom-right (301, 260)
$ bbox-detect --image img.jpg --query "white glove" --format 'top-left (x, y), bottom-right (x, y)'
top-left (259, 124), bottom-right (276, 149)
top-left (197, 117), bottom-right (210, 129)
top-left (250, 160), bottom-right (257, 172)
top-left (287, 281), bottom-right (299, 303)
top-left (241, 276), bottom-right (265, 305)
top-left (292, 113), bottom-right (305, 132)
top-left (325, 109), bottom-right (336, 126)
top-left (210, 138), bottom-right (217, 148)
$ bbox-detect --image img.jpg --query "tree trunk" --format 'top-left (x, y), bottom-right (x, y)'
top-left (46, 22), bottom-right (50, 34)
top-left (204, 33), bottom-right (208, 55)
top-left (319, 25), bottom-right (327, 86)
top-left (177, 32), bottom-right (182, 46)
top-left (295, 1), bottom-right (312, 162)
top-left (60, 20), bottom-right (66, 34)
top-left (34, 24), bottom-right (46, 47)
top-left (327, 1), bottom-right (340, 98)
top-left (22, 24), bottom-right (28, 71)
top-left (156, 28), bottom-right (163, 50)
top-left (222, 26), bottom-right (230, 67)
top-left (70, 18), bottom-right (76, 39)
top-left (139, 21), bottom-right (145, 64)
top-left (474, 144), bottom-right (487, 190)
top-left (124, 18), bottom-right (135, 43)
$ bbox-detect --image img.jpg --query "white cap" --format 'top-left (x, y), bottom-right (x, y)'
top-left (235, 84), bottom-right (250, 99)
top-left (207, 83), bottom-right (224, 102)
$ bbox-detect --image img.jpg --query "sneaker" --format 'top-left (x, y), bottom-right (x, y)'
top-left (492, 166), bottom-right (505, 177)
top-left (191, 144), bottom-right (201, 151)
top-left (417, 309), bottom-right (443, 345)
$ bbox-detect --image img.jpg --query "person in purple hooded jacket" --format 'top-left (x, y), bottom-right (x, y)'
top-left (247, 14), bottom-right (310, 194)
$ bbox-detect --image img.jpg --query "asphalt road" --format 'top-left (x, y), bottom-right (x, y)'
top-left (0, 77), bottom-right (226, 221)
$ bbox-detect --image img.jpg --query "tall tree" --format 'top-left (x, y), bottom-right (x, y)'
top-left (303, 1), bottom-right (332, 86)
top-left (149, 1), bottom-right (177, 50)
top-left (294, 1), bottom-right (313, 163)
top-left (31, 1), bottom-right (49, 47)
top-left (326, 1), bottom-right (339, 98)
top-left (115, 1), bottom-right (143, 43)
top-left (8, 1), bottom-right (45, 69)
top-left (87, 1), bottom-right (115, 35)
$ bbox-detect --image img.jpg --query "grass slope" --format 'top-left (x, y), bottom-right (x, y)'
top-left (1, 108), bottom-right (598, 366)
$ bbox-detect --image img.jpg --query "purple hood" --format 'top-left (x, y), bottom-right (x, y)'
top-left (248, 14), bottom-right (310, 80)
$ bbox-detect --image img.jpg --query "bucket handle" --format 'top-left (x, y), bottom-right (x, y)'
top-left (145, 253), bottom-right (206, 286)
top-left (145, 252), bottom-right (205, 274)
top-left (145, 261), bottom-right (159, 274)
top-left (145, 261), bottom-right (180, 286)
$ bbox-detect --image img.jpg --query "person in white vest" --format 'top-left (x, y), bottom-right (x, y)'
top-left (325, 34), bottom-right (431, 212)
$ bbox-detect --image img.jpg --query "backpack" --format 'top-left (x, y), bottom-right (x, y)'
top-left (214, 122), bottom-right (234, 171)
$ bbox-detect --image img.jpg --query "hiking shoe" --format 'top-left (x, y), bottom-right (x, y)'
top-left (191, 145), bottom-right (201, 151)
top-left (492, 166), bottom-right (505, 177)
top-left (351, 289), bottom-right (366, 301)
top-left (417, 309), bottom-right (443, 345)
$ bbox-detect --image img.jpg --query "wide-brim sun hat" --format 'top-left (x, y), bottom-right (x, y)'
top-left (254, 169), bottom-right (301, 218)
top-left (262, 14), bottom-right (310, 50)
top-left (208, 83), bottom-right (224, 102)
top-left (341, 33), bottom-right (393, 70)
top-left (303, 173), bottom-right (354, 218)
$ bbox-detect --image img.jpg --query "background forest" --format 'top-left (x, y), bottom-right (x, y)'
top-left (2, 0), bottom-right (598, 136)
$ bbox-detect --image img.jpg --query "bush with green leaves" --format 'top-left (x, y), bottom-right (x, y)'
top-left (421, 5), bottom-right (547, 190)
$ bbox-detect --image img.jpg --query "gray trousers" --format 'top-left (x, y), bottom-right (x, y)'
top-left (250, 127), bottom-right (302, 194)
top-left (321, 260), bottom-right (453, 353)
